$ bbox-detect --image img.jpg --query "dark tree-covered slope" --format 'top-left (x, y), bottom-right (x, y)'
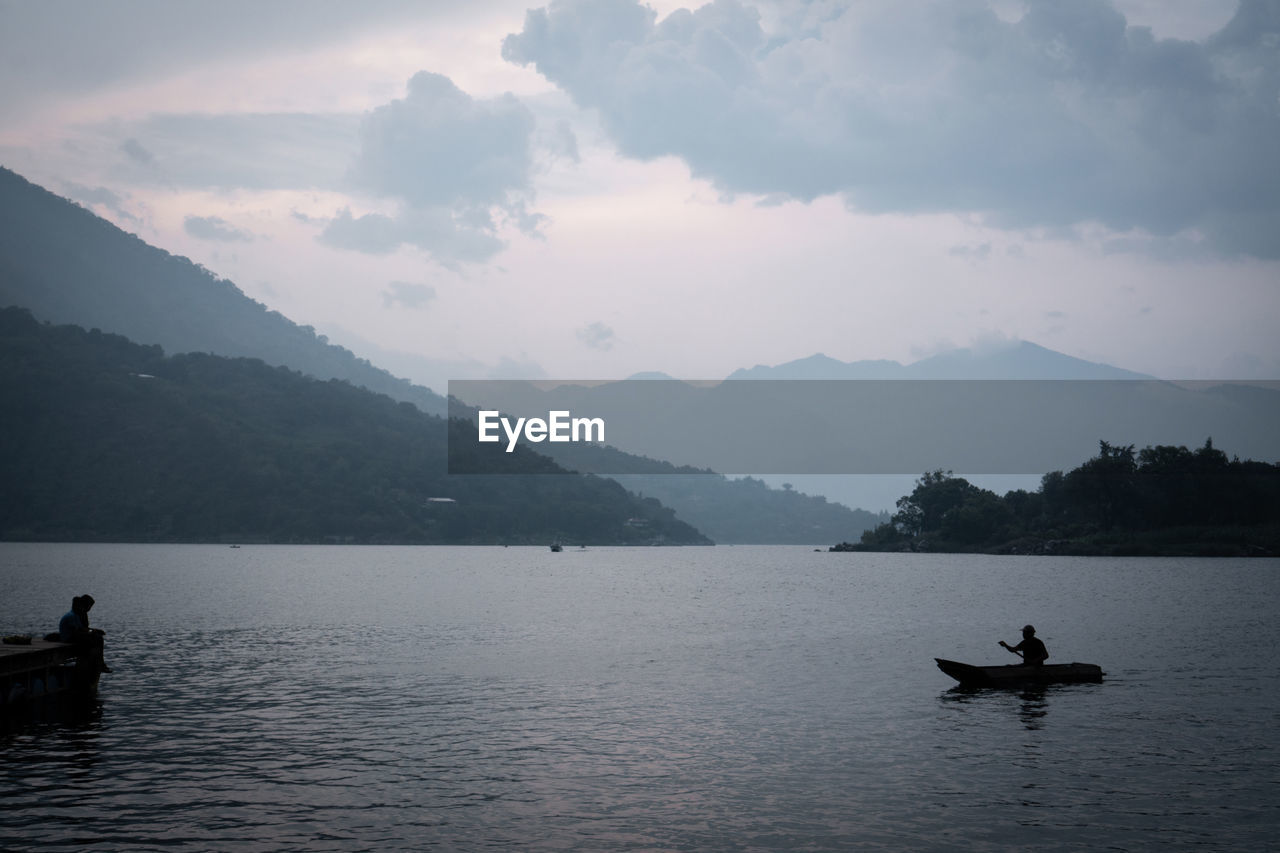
top-left (839, 441), bottom-right (1280, 556)
top-left (0, 166), bottom-right (445, 414)
top-left (0, 308), bottom-right (708, 545)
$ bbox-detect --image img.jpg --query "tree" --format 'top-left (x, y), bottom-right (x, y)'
top-left (1064, 441), bottom-right (1137, 531)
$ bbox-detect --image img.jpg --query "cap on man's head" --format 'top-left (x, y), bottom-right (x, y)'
top-left (1022, 624), bottom-right (1035, 634)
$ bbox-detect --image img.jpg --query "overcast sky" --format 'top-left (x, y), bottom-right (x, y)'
top-left (2, 0), bottom-right (1277, 389)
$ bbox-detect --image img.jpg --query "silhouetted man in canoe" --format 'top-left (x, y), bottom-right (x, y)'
top-left (999, 624), bottom-right (1048, 666)
top-left (57, 594), bottom-right (112, 673)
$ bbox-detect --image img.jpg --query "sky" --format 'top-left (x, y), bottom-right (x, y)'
top-left (1, 0), bottom-right (1278, 392)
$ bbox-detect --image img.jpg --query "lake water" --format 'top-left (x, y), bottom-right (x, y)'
top-left (2, 543), bottom-right (1278, 851)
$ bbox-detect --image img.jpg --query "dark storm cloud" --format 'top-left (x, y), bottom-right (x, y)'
top-left (184, 214), bottom-right (255, 242)
top-left (503, 0), bottom-right (1280, 258)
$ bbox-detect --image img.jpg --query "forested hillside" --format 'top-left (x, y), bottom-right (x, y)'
top-left (838, 440), bottom-right (1280, 556)
top-left (0, 308), bottom-right (708, 545)
top-left (0, 167), bottom-right (446, 415)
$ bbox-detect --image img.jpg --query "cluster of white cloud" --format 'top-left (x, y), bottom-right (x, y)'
top-left (503, 0), bottom-right (1280, 257)
top-left (19, 0), bottom-right (1274, 275)
top-left (327, 71), bottom-right (546, 267)
top-left (63, 182), bottom-right (139, 224)
top-left (381, 280), bottom-right (437, 310)
top-left (577, 320), bottom-right (616, 350)
top-left (4, 0), bottom-right (1275, 381)
top-left (86, 74), bottom-right (551, 270)
top-left (184, 215), bottom-right (255, 243)
top-left (107, 114), bottom-right (360, 191)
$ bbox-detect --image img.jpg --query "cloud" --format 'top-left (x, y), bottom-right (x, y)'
top-left (488, 355), bottom-right (548, 379)
top-left (120, 138), bottom-right (154, 165)
top-left (381, 280), bottom-right (437, 310)
top-left (0, 1), bottom-right (432, 120)
top-left (542, 119), bottom-right (581, 164)
top-left (1220, 350), bottom-right (1280, 379)
top-left (577, 320), bottom-right (616, 350)
top-left (67, 72), bottom-right (541, 268)
top-left (63, 182), bottom-right (139, 223)
top-left (351, 71), bottom-right (536, 210)
top-left (321, 71), bottom-right (544, 266)
top-left (184, 214), bottom-right (255, 242)
top-left (948, 242), bottom-right (992, 260)
top-left (110, 113), bottom-right (359, 190)
top-left (318, 205), bottom-right (505, 266)
top-left (503, 0), bottom-right (1280, 258)
top-left (318, 208), bottom-right (402, 255)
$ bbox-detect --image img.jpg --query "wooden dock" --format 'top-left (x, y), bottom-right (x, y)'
top-left (1, 638), bottom-right (100, 711)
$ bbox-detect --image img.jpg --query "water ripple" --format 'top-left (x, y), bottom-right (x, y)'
top-left (3, 546), bottom-right (1280, 851)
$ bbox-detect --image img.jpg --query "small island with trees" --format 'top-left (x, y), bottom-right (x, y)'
top-left (832, 440), bottom-right (1280, 556)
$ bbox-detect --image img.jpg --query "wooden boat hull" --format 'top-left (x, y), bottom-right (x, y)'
top-left (936, 657), bottom-right (1103, 687)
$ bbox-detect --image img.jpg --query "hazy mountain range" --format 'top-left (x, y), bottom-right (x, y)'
top-left (0, 167), bottom-right (886, 542)
top-left (9, 166), bottom-right (1270, 543)
top-left (727, 344), bottom-right (1152, 380)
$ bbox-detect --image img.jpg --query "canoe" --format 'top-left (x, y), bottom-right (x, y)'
top-left (935, 657), bottom-right (1103, 687)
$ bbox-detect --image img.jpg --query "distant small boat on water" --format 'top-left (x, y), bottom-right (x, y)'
top-left (550, 543), bottom-right (563, 552)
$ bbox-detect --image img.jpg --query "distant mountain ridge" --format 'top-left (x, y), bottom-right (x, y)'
top-left (0, 166), bottom-right (447, 414)
top-left (728, 341), bottom-right (1151, 380)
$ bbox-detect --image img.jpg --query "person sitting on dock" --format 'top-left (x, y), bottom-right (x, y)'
top-left (999, 624), bottom-right (1048, 666)
top-left (58, 594), bottom-right (111, 673)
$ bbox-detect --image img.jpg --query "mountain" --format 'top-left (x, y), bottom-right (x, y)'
top-left (0, 166), bottom-right (446, 414)
top-left (522, 439), bottom-right (888, 544)
top-left (0, 168), bottom-right (882, 544)
top-left (0, 308), bottom-right (709, 545)
top-left (729, 353), bottom-right (904, 380)
top-left (728, 341), bottom-right (1151, 380)
top-left (626, 371), bottom-right (677, 380)
top-left (454, 372), bottom-right (1280, 479)
top-left (905, 341), bottom-right (1151, 379)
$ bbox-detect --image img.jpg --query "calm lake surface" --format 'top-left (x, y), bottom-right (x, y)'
top-left (2, 543), bottom-right (1278, 851)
